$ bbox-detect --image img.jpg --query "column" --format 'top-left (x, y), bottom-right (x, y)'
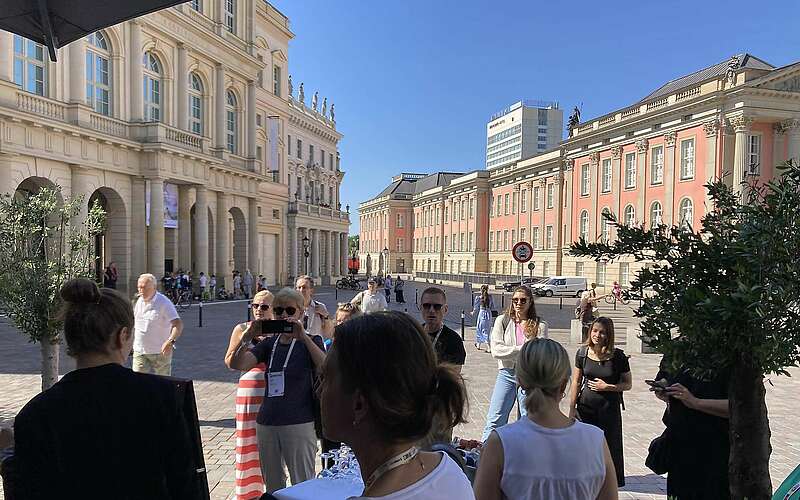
top-left (68, 37), bottom-right (86, 104)
top-left (130, 178), bottom-right (146, 288)
top-left (563, 159), bottom-right (574, 246)
top-left (129, 21), bottom-right (143, 122)
top-left (216, 192), bottom-right (230, 288)
top-left (69, 165), bottom-right (92, 223)
top-left (176, 44), bottom-right (188, 130)
top-left (311, 229), bottom-right (320, 278)
top-left (538, 180), bottom-right (546, 250)
top-left (178, 185), bottom-right (192, 271)
top-left (773, 122), bottom-right (787, 166)
top-left (703, 120), bottom-right (720, 211)
top-left (635, 139), bottom-right (649, 227)
top-left (785, 119), bottom-right (800, 164)
top-left (148, 178), bottom-right (166, 281)
top-left (214, 64), bottom-right (226, 150)
top-left (248, 197), bottom-right (259, 274)
top-left (332, 231), bottom-right (340, 277)
top-left (246, 0), bottom-right (256, 48)
top-left (730, 115), bottom-right (753, 197)
top-left (247, 80), bottom-right (257, 158)
top-left (610, 146), bottom-right (622, 233)
top-left (216, 0), bottom-right (226, 34)
top-left (663, 132), bottom-right (677, 224)
top-left (554, 171), bottom-right (565, 275)
top-left (341, 233), bottom-right (348, 276)
top-left (289, 224), bottom-right (298, 278)
top-left (195, 186), bottom-right (209, 275)
top-left (0, 31), bottom-right (13, 82)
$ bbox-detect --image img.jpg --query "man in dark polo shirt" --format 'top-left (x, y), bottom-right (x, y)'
top-left (419, 287), bottom-right (466, 448)
top-left (420, 286), bottom-right (466, 370)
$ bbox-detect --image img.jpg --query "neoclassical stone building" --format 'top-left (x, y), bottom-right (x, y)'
top-left (359, 53), bottom-right (800, 288)
top-left (0, 1), bottom-right (349, 295)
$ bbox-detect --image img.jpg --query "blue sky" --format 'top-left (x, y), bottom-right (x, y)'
top-left (271, 0), bottom-right (800, 234)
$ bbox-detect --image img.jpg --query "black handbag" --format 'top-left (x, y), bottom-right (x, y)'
top-left (491, 310), bottom-right (499, 318)
top-left (645, 428), bottom-right (670, 474)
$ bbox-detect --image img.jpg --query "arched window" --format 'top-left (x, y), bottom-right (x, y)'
top-left (225, 0), bottom-right (236, 33)
top-left (679, 198), bottom-right (694, 229)
top-left (650, 201), bottom-right (663, 228)
top-left (86, 32), bottom-right (111, 115)
top-left (13, 35), bottom-right (47, 96)
top-left (143, 52), bottom-right (162, 122)
top-left (600, 207), bottom-right (612, 243)
top-left (579, 210), bottom-right (589, 241)
top-left (188, 73), bottom-right (203, 135)
top-left (624, 204), bottom-right (635, 227)
top-left (226, 90), bottom-right (238, 154)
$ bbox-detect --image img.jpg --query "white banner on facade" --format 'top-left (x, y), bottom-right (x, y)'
top-left (145, 181), bottom-right (179, 228)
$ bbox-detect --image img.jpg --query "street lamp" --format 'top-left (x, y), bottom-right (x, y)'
top-left (302, 235), bottom-right (310, 275)
top-left (382, 246), bottom-right (390, 277)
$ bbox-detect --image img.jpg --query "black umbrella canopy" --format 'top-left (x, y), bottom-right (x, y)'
top-left (0, 0), bottom-right (187, 61)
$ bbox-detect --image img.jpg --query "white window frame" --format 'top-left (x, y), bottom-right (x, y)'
top-left (225, 0), bottom-right (236, 33)
top-left (273, 65), bottom-right (281, 97)
top-left (624, 153), bottom-right (636, 189)
top-left (576, 262), bottom-right (584, 277)
top-left (226, 90), bottom-right (238, 154)
top-left (143, 52), bottom-right (161, 122)
top-left (504, 194), bottom-right (509, 215)
top-left (546, 183), bottom-right (555, 209)
top-left (679, 198), bottom-right (694, 229)
top-left (624, 204), bottom-right (635, 227)
top-left (600, 208), bottom-right (611, 243)
top-left (579, 210), bottom-right (589, 241)
top-left (488, 232), bottom-right (494, 252)
top-left (13, 35), bottom-right (47, 96)
top-left (650, 201), bottom-right (663, 227)
top-left (650, 145), bottom-right (664, 185)
top-left (188, 73), bottom-right (203, 135)
top-left (190, 0), bottom-right (201, 12)
top-left (601, 158), bottom-right (611, 193)
top-left (397, 213), bottom-right (403, 228)
top-left (748, 134), bottom-right (762, 175)
top-left (680, 138), bottom-right (695, 180)
top-left (521, 190), bottom-right (527, 213)
top-left (620, 263), bottom-right (630, 286)
top-left (86, 32), bottom-right (111, 116)
top-left (580, 164), bottom-right (590, 196)
top-left (533, 186), bottom-right (541, 211)
top-left (546, 225), bottom-right (554, 249)
top-left (532, 227), bottom-right (540, 249)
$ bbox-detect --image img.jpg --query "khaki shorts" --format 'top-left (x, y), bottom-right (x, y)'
top-left (132, 352), bottom-right (173, 376)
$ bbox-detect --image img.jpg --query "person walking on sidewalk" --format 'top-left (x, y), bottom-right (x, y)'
top-left (482, 285), bottom-right (548, 442)
top-left (383, 274), bottom-right (393, 304)
top-left (132, 273), bottom-right (183, 376)
top-left (568, 316), bottom-right (631, 487)
top-left (394, 275), bottom-right (406, 303)
top-left (243, 269), bottom-right (254, 299)
top-left (351, 278), bottom-right (388, 314)
top-left (470, 285), bottom-right (494, 352)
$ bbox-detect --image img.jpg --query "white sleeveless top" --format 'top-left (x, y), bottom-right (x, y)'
top-left (496, 417), bottom-right (606, 500)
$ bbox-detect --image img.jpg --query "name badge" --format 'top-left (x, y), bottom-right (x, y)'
top-left (267, 371), bottom-right (285, 397)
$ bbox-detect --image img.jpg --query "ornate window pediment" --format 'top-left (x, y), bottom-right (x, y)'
top-left (761, 74), bottom-right (800, 93)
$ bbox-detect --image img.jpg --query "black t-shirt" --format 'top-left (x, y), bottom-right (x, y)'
top-left (250, 334), bottom-right (324, 426)
top-left (428, 325), bottom-right (466, 366)
top-left (576, 347), bottom-right (630, 410)
top-left (14, 363), bottom-right (195, 499)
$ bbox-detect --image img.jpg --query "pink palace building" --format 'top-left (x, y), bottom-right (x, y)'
top-left (359, 54), bottom-right (800, 289)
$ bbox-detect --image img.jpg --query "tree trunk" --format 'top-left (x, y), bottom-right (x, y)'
top-left (40, 335), bottom-right (60, 391)
top-left (729, 363), bottom-right (772, 499)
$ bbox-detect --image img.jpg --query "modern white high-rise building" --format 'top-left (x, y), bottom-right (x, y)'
top-left (486, 100), bottom-right (563, 169)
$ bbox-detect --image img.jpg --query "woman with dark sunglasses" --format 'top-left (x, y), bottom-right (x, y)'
top-left (481, 285), bottom-right (549, 442)
top-left (224, 289), bottom-right (274, 499)
top-left (227, 288), bottom-right (326, 493)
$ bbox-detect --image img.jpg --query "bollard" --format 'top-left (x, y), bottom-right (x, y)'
top-left (501, 293), bottom-right (505, 309)
top-left (614, 298), bottom-right (617, 311)
top-left (559, 297), bottom-right (563, 310)
top-left (461, 310), bottom-right (465, 341)
top-left (335, 286), bottom-right (338, 301)
top-left (199, 301), bottom-right (203, 328)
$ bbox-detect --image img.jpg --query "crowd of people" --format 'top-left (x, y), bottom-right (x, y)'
top-left (7, 275), bottom-right (734, 500)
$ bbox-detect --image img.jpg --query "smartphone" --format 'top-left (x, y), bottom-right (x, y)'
top-left (645, 379), bottom-right (668, 390)
top-left (261, 320), bottom-right (294, 335)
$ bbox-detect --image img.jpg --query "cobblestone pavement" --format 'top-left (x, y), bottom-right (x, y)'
top-left (2, 283), bottom-right (799, 499)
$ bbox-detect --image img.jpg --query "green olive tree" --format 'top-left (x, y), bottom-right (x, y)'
top-left (571, 161), bottom-right (800, 499)
top-left (0, 186), bottom-right (105, 391)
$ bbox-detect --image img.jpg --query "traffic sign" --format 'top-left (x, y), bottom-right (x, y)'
top-left (512, 241), bottom-right (533, 263)
top-left (527, 262), bottom-right (536, 271)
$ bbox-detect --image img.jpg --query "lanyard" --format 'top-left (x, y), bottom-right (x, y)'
top-left (364, 447), bottom-right (419, 490)
top-left (431, 326), bottom-right (444, 347)
top-left (268, 338), bottom-right (296, 371)
top-left (304, 301), bottom-right (316, 331)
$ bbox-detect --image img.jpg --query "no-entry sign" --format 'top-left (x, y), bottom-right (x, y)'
top-left (512, 241), bottom-right (533, 263)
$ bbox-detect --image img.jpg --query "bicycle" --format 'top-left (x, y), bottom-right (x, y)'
top-left (604, 291), bottom-right (630, 306)
top-left (174, 288), bottom-right (194, 312)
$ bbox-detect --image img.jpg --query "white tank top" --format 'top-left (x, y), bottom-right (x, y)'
top-left (496, 417), bottom-right (606, 500)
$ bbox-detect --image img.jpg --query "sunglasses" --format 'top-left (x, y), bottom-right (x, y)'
top-left (251, 303), bottom-right (270, 311)
top-left (421, 303), bottom-right (444, 311)
top-left (273, 306), bottom-right (297, 316)
top-left (512, 298), bottom-right (528, 304)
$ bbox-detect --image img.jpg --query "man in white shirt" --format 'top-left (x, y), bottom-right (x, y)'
top-left (351, 278), bottom-right (388, 314)
top-left (295, 275), bottom-right (331, 338)
top-left (133, 273), bottom-right (183, 376)
top-left (198, 272), bottom-right (208, 300)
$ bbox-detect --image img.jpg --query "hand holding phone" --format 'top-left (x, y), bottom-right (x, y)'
top-left (261, 319), bottom-right (294, 335)
top-left (645, 379), bottom-right (668, 391)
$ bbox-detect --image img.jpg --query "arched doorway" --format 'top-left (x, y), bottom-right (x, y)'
top-left (15, 177), bottom-right (62, 203)
top-left (88, 187), bottom-right (128, 293)
top-left (229, 206), bottom-right (247, 273)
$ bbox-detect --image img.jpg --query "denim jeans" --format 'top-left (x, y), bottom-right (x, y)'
top-left (481, 367), bottom-right (527, 442)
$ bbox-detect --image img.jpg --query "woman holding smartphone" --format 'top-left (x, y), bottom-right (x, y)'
top-left (227, 288), bottom-right (326, 494)
top-left (567, 317), bottom-right (631, 487)
top-left (224, 290), bottom-right (274, 500)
